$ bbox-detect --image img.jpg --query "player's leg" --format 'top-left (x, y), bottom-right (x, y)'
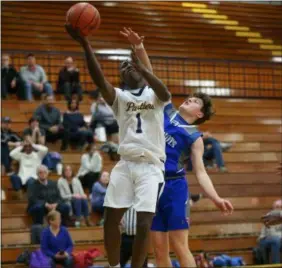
top-left (104, 207), bottom-right (127, 266)
top-left (151, 180), bottom-right (172, 267)
top-left (169, 229), bottom-right (196, 267)
top-left (103, 160), bottom-right (134, 266)
top-left (131, 162), bottom-right (164, 268)
top-left (151, 231), bottom-right (172, 267)
top-left (131, 211), bottom-right (154, 268)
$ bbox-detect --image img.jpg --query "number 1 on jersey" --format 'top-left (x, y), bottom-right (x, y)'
top-left (136, 113), bottom-right (143, 133)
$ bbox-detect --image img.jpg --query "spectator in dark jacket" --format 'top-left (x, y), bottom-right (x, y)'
top-left (41, 210), bottom-right (74, 268)
top-left (1, 54), bottom-right (23, 99)
top-left (34, 95), bottom-right (67, 150)
top-left (57, 57), bottom-right (82, 101)
top-left (23, 116), bottom-right (46, 145)
top-left (63, 99), bottom-right (93, 150)
top-left (27, 165), bottom-right (70, 225)
top-left (1, 117), bottom-right (21, 175)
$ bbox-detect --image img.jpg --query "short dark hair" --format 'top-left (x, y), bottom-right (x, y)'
top-left (67, 99), bottom-right (79, 111)
top-left (26, 53), bottom-right (35, 58)
top-left (28, 116), bottom-right (39, 125)
top-left (193, 92), bottom-right (215, 125)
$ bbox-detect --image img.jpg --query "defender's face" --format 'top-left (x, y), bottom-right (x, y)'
top-left (120, 61), bottom-right (143, 88)
top-left (179, 97), bottom-right (204, 119)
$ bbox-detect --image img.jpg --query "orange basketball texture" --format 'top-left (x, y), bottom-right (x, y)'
top-left (66, 2), bottom-right (100, 36)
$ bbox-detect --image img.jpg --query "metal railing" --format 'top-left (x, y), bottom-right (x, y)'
top-left (4, 50), bottom-right (282, 99)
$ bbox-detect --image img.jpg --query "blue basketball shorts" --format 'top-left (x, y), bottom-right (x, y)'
top-left (151, 177), bottom-right (190, 232)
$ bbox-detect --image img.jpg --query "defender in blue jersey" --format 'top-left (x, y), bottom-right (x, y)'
top-left (122, 28), bottom-right (234, 268)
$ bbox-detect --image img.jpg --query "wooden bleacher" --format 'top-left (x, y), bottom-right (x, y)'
top-left (2, 1), bottom-right (282, 98)
top-left (1, 97), bottom-right (281, 266)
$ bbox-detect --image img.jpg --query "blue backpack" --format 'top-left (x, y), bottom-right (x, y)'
top-left (213, 254), bottom-right (244, 267)
top-left (29, 249), bottom-right (52, 268)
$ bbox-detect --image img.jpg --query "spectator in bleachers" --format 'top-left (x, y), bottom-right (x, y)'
top-left (1, 116), bottom-right (21, 175)
top-left (20, 53), bottom-right (53, 100)
top-left (1, 54), bottom-right (22, 99)
top-left (34, 95), bottom-right (67, 150)
top-left (258, 199), bottom-right (282, 264)
top-left (63, 98), bottom-right (94, 150)
top-left (77, 144), bottom-right (102, 192)
top-left (23, 116), bottom-right (46, 145)
top-left (41, 210), bottom-right (74, 268)
top-left (27, 165), bottom-right (70, 225)
top-left (57, 56), bottom-right (82, 101)
top-left (58, 165), bottom-right (92, 227)
top-left (9, 140), bottom-right (48, 198)
top-left (90, 92), bottom-right (119, 143)
top-left (91, 171), bottom-right (109, 216)
top-left (202, 131), bottom-right (227, 172)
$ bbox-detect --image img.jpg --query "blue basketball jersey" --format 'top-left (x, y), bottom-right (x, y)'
top-left (164, 102), bottom-right (202, 178)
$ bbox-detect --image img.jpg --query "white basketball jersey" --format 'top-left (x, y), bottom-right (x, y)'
top-left (112, 86), bottom-right (166, 170)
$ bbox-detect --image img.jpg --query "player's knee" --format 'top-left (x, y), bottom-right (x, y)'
top-left (154, 243), bottom-right (169, 260)
top-left (136, 213), bottom-right (153, 236)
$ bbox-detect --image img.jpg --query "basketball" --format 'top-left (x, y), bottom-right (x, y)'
top-left (66, 2), bottom-right (100, 36)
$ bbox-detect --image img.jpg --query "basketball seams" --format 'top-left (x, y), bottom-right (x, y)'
top-left (81, 6), bottom-right (97, 32)
top-left (74, 3), bottom-right (89, 29)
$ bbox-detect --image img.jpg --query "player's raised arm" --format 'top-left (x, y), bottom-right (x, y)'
top-left (191, 137), bottom-right (234, 215)
top-left (120, 27), bottom-right (153, 72)
top-left (65, 24), bottom-right (116, 105)
top-left (131, 50), bottom-right (171, 102)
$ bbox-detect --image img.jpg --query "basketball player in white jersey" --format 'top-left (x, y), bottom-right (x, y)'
top-left (65, 25), bottom-right (171, 268)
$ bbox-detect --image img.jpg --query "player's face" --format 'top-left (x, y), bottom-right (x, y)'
top-left (179, 97), bottom-right (204, 120)
top-left (120, 60), bottom-right (145, 89)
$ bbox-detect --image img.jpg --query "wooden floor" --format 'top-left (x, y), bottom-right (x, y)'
top-left (1, 97), bottom-right (281, 265)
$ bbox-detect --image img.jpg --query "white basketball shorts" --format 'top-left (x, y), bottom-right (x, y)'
top-left (103, 159), bottom-right (164, 213)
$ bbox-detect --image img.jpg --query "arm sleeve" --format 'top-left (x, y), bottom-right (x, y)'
top-left (41, 229), bottom-right (56, 258)
top-left (27, 182), bottom-right (45, 207)
top-left (20, 67), bottom-right (29, 83)
top-left (64, 228), bottom-right (74, 255)
top-left (9, 146), bottom-right (23, 161)
top-left (58, 180), bottom-right (73, 201)
top-left (39, 66), bottom-right (47, 83)
top-left (32, 144), bottom-right (48, 159)
top-left (81, 154), bottom-right (91, 171)
top-left (94, 183), bottom-right (107, 194)
top-left (94, 153), bottom-right (103, 171)
top-left (53, 182), bottom-right (63, 203)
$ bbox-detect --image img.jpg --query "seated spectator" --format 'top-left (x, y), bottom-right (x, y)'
top-left (20, 53), bottom-right (53, 100)
top-left (91, 171), bottom-right (109, 215)
top-left (41, 210), bottom-right (74, 268)
top-left (202, 131), bottom-right (227, 172)
top-left (10, 140), bottom-right (48, 198)
top-left (34, 95), bottom-right (67, 150)
top-left (90, 92), bottom-right (119, 143)
top-left (23, 116), bottom-right (46, 145)
top-left (77, 144), bottom-right (102, 192)
top-left (1, 116), bottom-right (21, 175)
top-left (27, 165), bottom-right (70, 225)
top-left (58, 165), bottom-right (92, 227)
top-left (57, 56), bottom-right (82, 101)
top-left (258, 200), bottom-right (282, 264)
top-left (63, 99), bottom-right (94, 150)
top-left (1, 54), bottom-right (23, 99)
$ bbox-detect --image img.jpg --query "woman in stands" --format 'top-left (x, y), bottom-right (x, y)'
top-left (58, 165), bottom-right (92, 227)
top-left (62, 98), bottom-right (94, 150)
top-left (41, 210), bottom-right (74, 268)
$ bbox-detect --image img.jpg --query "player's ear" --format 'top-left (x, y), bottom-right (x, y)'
top-left (196, 110), bottom-right (204, 119)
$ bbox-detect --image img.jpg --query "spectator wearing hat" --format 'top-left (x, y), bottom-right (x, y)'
top-left (10, 140), bottom-right (48, 198)
top-left (1, 54), bottom-right (23, 99)
top-left (57, 56), bottom-right (82, 101)
top-left (20, 53), bottom-right (53, 100)
top-left (1, 117), bottom-right (22, 175)
top-left (23, 116), bottom-right (46, 145)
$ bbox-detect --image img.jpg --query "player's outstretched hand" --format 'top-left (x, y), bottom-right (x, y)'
top-left (120, 27), bottom-right (144, 46)
top-left (65, 24), bottom-right (88, 45)
top-left (131, 49), bottom-right (147, 73)
top-left (214, 198), bottom-right (233, 215)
